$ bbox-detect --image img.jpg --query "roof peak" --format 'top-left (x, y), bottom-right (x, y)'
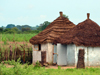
top-left (59, 11), bottom-right (63, 17)
top-left (87, 13), bottom-right (90, 19)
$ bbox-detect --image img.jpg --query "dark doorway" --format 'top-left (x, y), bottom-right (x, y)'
top-left (39, 44), bottom-right (41, 51)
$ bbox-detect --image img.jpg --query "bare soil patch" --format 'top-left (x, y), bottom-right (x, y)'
top-left (4, 64), bottom-right (14, 68)
top-left (45, 66), bottom-right (100, 69)
top-left (45, 66), bottom-right (75, 69)
top-left (2, 64), bottom-right (100, 69)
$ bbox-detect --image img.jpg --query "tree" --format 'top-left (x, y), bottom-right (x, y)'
top-left (21, 27), bottom-right (31, 32)
top-left (4, 30), bottom-right (15, 34)
top-left (6, 24), bottom-right (15, 28)
top-left (0, 27), bottom-right (3, 32)
top-left (36, 25), bottom-right (39, 27)
top-left (12, 27), bottom-right (18, 31)
top-left (63, 14), bottom-right (69, 19)
top-left (16, 25), bottom-right (22, 30)
top-left (4, 28), bottom-right (11, 32)
top-left (37, 21), bottom-right (51, 31)
top-left (11, 27), bottom-right (19, 33)
top-left (3, 28), bottom-right (15, 34)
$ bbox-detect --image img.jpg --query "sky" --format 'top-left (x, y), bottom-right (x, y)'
top-left (0, 0), bottom-right (100, 27)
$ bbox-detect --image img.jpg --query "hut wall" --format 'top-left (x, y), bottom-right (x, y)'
top-left (57, 43), bottom-right (67, 65)
top-left (41, 43), bottom-right (48, 51)
top-left (41, 43), bottom-right (48, 63)
top-left (41, 43), bottom-right (54, 64)
top-left (32, 45), bottom-right (41, 64)
top-left (67, 44), bottom-right (75, 66)
top-left (75, 45), bottom-right (100, 66)
top-left (75, 45), bottom-right (88, 66)
top-left (47, 43), bottom-right (54, 64)
top-left (32, 43), bottom-right (54, 64)
top-left (33, 51), bottom-right (41, 64)
top-left (56, 43), bottom-right (100, 66)
top-left (88, 47), bottom-right (100, 66)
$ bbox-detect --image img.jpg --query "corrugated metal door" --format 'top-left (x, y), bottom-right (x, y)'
top-left (53, 45), bottom-right (57, 64)
top-left (57, 43), bottom-right (67, 65)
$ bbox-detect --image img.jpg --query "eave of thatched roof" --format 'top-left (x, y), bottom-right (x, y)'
top-left (54, 13), bottom-right (100, 47)
top-left (29, 12), bottom-right (75, 45)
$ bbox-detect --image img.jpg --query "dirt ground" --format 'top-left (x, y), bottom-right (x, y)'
top-left (45, 66), bottom-right (75, 69)
top-left (2, 64), bottom-right (76, 69)
top-left (3, 64), bottom-right (100, 69)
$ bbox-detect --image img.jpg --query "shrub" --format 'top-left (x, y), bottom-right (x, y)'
top-left (34, 61), bottom-right (41, 69)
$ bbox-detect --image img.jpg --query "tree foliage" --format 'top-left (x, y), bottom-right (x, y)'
top-left (21, 27), bottom-right (31, 32)
top-left (0, 28), bottom-right (3, 33)
top-left (37, 21), bottom-right (51, 31)
top-left (0, 14), bottom-right (69, 34)
top-left (63, 14), bottom-right (69, 19)
top-left (6, 24), bottom-right (15, 28)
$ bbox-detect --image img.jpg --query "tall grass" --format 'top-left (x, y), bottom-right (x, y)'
top-left (0, 33), bottom-right (37, 42)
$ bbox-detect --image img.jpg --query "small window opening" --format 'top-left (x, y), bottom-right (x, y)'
top-left (39, 44), bottom-right (41, 51)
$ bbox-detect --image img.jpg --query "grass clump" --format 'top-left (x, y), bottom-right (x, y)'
top-left (34, 61), bottom-right (41, 69)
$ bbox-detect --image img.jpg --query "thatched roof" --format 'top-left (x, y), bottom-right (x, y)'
top-left (30, 12), bottom-right (75, 44)
top-left (54, 13), bottom-right (100, 47)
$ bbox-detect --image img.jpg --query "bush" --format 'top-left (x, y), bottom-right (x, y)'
top-left (34, 61), bottom-right (41, 69)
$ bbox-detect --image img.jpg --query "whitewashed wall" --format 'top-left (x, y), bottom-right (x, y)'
top-left (32, 43), bottom-right (54, 64)
top-left (33, 50), bottom-right (41, 64)
top-left (56, 44), bottom-right (100, 66)
top-left (32, 45), bottom-right (41, 64)
top-left (75, 46), bottom-right (88, 66)
top-left (48, 43), bottom-right (54, 64)
top-left (75, 46), bottom-right (100, 66)
top-left (41, 43), bottom-right (48, 51)
top-left (41, 43), bottom-right (48, 63)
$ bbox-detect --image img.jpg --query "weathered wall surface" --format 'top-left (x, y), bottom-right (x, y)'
top-left (32, 44), bottom-right (48, 64)
top-left (75, 45), bottom-right (100, 66)
top-left (32, 43), bottom-right (54, 64)
top-left (87, 47), bottom-right (100, 66)
top-left (57, 43), bottom-right (67, 65)
top-left (47, 43), bottom-right (54, 64)
top-left (41, 43), bottom-right (48, 63)
top-left (32, 50), bottom-right (41, 64)
top-left (56, 43), bottom-right (100, 67)
top-left (41, 43), bottom-right (48, 51)
top-left (75, 46), bottom-right (88, 66)
top-left (67, 44), bottom-right (75, 66)
top-left (33, 43), bottom-right (100, 66)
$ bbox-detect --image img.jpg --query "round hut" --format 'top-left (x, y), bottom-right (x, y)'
top-left (30, 12), bottom-right (75, 64)
top-left (54, 13), bottom-right (100, 66)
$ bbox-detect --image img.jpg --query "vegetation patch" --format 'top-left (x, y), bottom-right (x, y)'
top-left (0, 59), bottom-right (100, 75)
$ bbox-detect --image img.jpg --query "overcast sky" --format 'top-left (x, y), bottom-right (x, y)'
top-left (0, 0), bottom-right (100, 27)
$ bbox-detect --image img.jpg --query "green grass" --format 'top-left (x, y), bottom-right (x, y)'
top-left (0, 33), bottom-right (38, 42)
top-left (1, 65), bottom-right (100, 75)
top-left (0, 60), bottom-right (100, 75)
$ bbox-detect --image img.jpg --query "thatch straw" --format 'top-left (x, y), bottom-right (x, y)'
top-left (30, 12), bottom-right (75, 44)
top-left (54, 13), bottom-right (100, 47)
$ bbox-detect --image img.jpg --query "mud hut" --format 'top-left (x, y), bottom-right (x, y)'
top-left (54, 13), bottom-right (100, 66)
top-left (30, 12), bottom-right (75, 64)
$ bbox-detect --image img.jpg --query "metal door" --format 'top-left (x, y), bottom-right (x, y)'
top-left (57, 43), bottom-right (67, 65)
